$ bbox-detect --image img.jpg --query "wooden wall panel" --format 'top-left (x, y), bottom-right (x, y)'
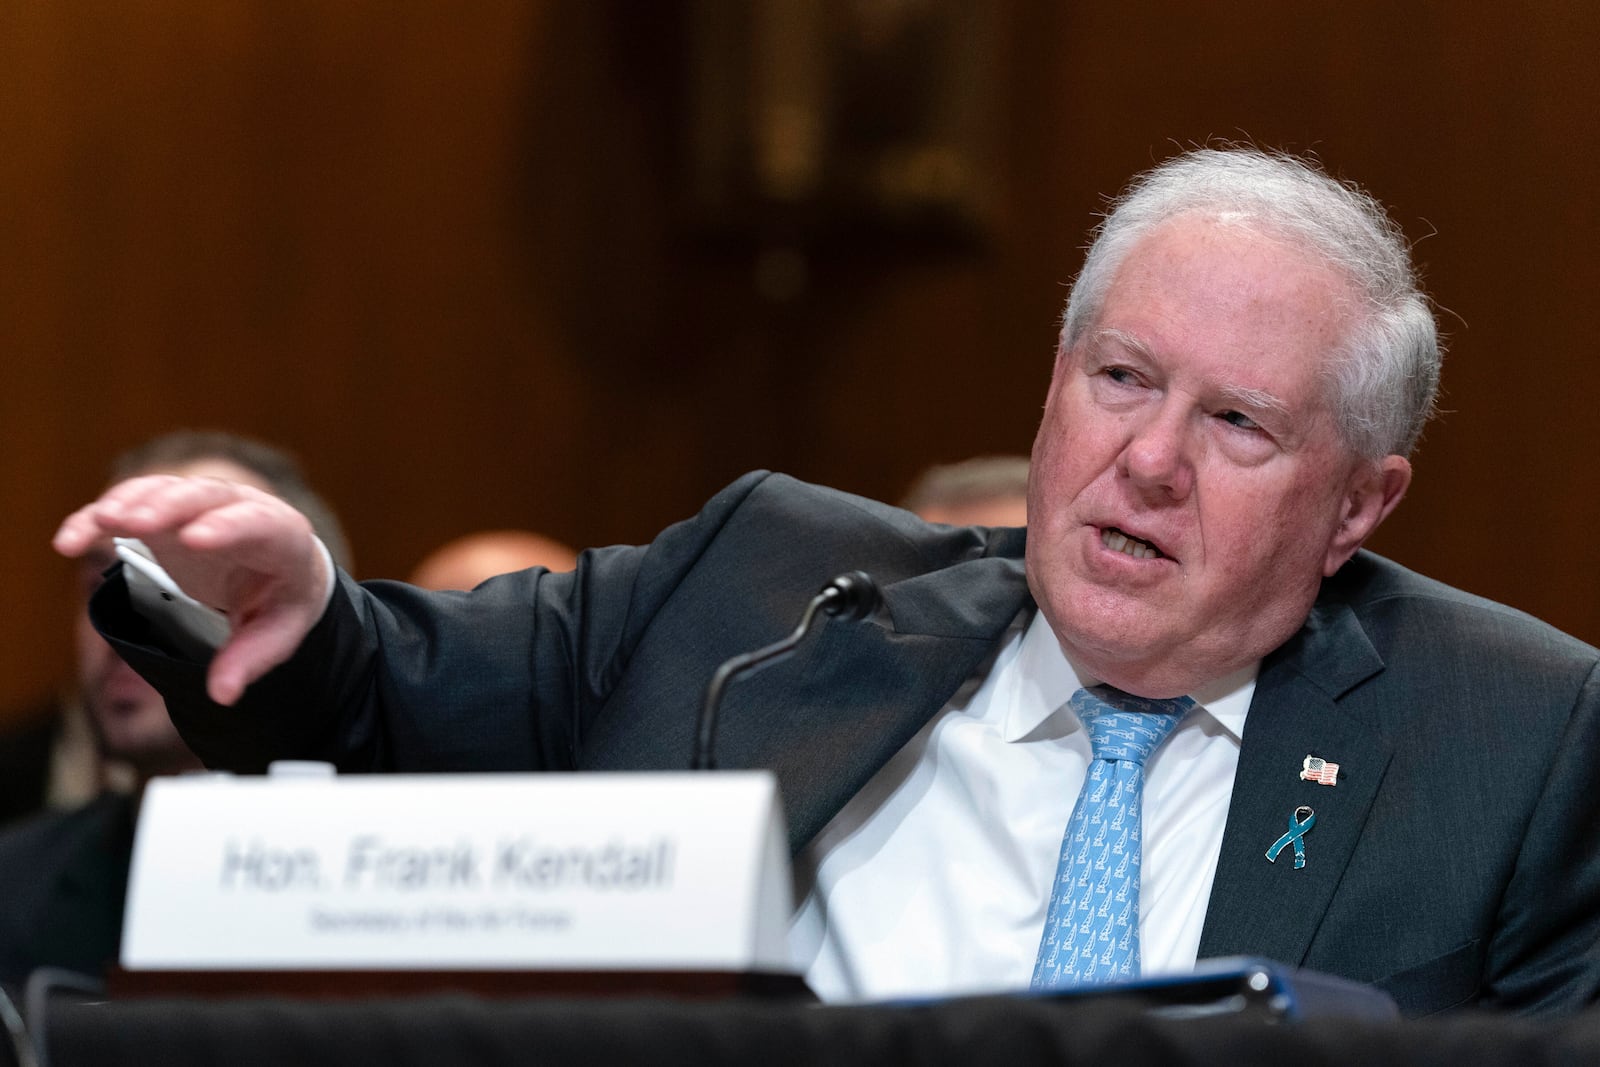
top-left (3, 2), bottom-right (1599, 716)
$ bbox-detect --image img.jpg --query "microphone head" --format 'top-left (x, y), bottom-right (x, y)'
top-left (819, 571), bottom-right (880, 621)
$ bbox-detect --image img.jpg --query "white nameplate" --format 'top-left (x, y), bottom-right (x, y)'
top-left (121, 771), bottom-right (794, 972)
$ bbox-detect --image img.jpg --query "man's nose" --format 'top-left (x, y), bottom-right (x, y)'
top-left (1117, 406), bottom-right (1195, 500)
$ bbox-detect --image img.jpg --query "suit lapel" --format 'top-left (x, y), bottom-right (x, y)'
top-left (1197, 596), bottom-right (1394, 965)
top-left (716, 550), bottom-right (1032, 854)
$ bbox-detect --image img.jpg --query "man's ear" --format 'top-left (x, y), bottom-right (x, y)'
top-left (1323, 455), bottom-right (1412, 576)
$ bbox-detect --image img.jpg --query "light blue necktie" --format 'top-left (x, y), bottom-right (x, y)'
top-left (1030, 685), bottom-right (1192, 989)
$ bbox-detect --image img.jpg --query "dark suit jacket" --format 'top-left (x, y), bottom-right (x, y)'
top-left (0, 698), bottom-right (60, 826)
top-left (0, 791), bottom-right (135, 985)
top-left (95, 472), bottom-right (1600, 1016)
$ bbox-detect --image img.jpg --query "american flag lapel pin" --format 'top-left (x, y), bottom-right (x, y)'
top-left (1299, 755), bottom-right (1339, 786)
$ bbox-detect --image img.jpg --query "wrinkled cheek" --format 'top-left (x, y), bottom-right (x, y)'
top-left (1024, 533), bottom-right (1075, 625)
top-left (1029, 386), bottom-right (1077, 468)
top-left (1027, 448), bottom-right (1063, 517)
top-left (1215, 546), bottom-right (1323, 639)
top-left (1028, 449), bottom-right (1098, 535)
top-left (1030, 535), bottom-right (1103, 612)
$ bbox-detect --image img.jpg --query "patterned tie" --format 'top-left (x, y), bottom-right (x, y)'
top-left (1030, 685), bottom-right (1192, 989)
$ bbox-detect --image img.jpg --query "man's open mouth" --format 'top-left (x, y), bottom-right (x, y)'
top-left (1101, 527), bottom-right (1166, 560)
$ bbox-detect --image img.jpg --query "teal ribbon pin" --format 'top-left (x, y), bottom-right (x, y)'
top-left (1265, 806), bottom-right (1316, 869)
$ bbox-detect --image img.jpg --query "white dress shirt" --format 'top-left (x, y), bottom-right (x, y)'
top-left (789, 609), bottom-right (1256, 1002)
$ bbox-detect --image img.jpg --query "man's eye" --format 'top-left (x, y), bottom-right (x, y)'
top-left (1103, 366), bottom-right (1137, 385)
top-left (1219, 410), bottom-right (1262, 431)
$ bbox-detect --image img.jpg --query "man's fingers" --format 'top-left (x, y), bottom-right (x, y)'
top-left (54, 475), bottom-right (259, 555)
top-left (206, 642), bottom-right (263, 707)
top-left (206, 607), bottom-right (318, 706)
top-left (58, 475), bottom-right (322, 613)
top-left (53, 502), bottom-right (108, 556)
top-left (174, 497), bottom-right (314, 566)
top-left (170, 498), bottom-right (326, 620)
top-left (53, 476), bottom-right (203, 554)
top-left (57, 472), bottom-right (329, 707)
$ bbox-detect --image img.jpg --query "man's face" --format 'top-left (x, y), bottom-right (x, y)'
top-left (73, 458), bottom-right (272, 776)
top-left (1025, 217), bottom-right (1409, 697)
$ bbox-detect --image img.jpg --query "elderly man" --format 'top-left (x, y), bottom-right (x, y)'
top-left (55, 149), bottom-right (1600, 1016)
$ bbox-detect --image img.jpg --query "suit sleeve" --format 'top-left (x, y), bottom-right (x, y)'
top-left (88, 472), bottom-right (779, 775)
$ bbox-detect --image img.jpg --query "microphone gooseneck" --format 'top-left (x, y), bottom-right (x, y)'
top-left (691, 571), bottom-right (880, 771)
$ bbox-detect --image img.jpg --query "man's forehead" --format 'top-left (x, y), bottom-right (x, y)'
top-left (1084, 223), bottom-right (1352, 385)
top-left (1109, 213), bottom-right (1357, 313)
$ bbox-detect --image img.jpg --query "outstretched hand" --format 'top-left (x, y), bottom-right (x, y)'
top-left (53, 475), bottom-right (332, 706)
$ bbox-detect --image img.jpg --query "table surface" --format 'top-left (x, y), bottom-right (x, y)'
top-left (26, 991), bottom-right (1600, 1067)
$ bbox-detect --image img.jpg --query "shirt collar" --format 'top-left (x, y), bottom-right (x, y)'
top-left (1001, 611), bottom-right (1256, 743)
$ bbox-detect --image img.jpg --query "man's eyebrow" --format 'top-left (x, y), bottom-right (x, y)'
top-left (1093, 327), bottom-right (1155, 360)
top-left (1217, 383), bottom-right (1292, 421)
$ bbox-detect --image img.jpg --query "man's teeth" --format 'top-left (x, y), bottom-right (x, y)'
top-left (1102, 528), bottom-right (1163, 560)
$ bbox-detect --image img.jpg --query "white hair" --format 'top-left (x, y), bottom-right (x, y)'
top-left (1062, 148), bottom-right (1441, 460)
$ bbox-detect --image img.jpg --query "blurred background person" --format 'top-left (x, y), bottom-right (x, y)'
top-left (408, 529), bottom-right (578, 590)
top-left (0, 429), bottom-right (350, 986)
top-left (0, 692), bottom-right (92, 827)
top-left (900, 455), bottom-right (1029, 527)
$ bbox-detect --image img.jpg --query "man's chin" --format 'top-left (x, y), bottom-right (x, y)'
top-left (1042, 609), bottom-right (1204, 693)
top-left (1046, 596), bottom-right (1175, 658)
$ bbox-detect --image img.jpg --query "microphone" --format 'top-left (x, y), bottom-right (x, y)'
top-left (691, 571), bottom-right (880, 771)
